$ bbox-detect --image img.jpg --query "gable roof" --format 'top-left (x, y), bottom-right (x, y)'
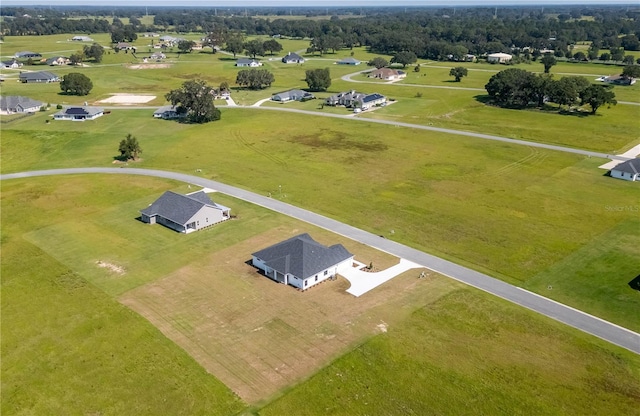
top-left (140, 191), bottom-right (228, 225)
top-left (0, 95), bottom-right (43, 111)
top-left (252, 233), bottom-right (353, 279)
top-left (612, 159), bottom-right (640, 175)
top-left (15, 51), bottom-right (42, 58)
top-left (236, 58), bottom-right (259, 65)
top-left (59, 106), bottom-right (103, 116)
top-left (337, 57), bottom-right (361, 64)
top-left (19, 71), bottom-right (59, 81)
top-left (272, 89), bottom-right (312, 100)
top-left (283, 52), bottom-right (304, 61)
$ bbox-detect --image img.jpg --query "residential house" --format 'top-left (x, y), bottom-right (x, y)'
top-left (2, 59), bottom-right (23, 69)
top-left (19, 71), bottom-right (60, 83)
top-left (610, 159), bottom-right (640, 182)
top-left (46, 56), bottom-right (70, 66)
top-left (360, 93), bottom-right (387, 110)
top-left (53, 106), bottom-right (104, 121)
top-left (236, 58), bottom-right (262, 67)
top-left (71, 36), bottom-right (93, 42)
top-left (325, 90), bottom-right (367, 107)
top-left (251, 233), bottom-right (354, 290)
top-left (14, 51), bottom-right (42, 59)
top-left (142, 32), bottom-right (160, 38)
top-left (271, 89), bottom-right (314, 102)
top-left (149, 52), bottom-right (166, 60)
top-left (282, 52), bottom-right (305, 64)
top-left (487, 52), bottom-right (513, 63)
top-left (140, 191), bottom-right (231, 233)
top-left (597, 74), bottom-right (637, 86)
top-left (117, 42), bottom-right (137, 52)
top-left (0, 95), bottom-right (44, 114)
top-left (153, 105), bottom-right (181, 119)
top-left (336, 57), bottom-right (361, 65)
top-left (368, 68), bottom-right (406, 81)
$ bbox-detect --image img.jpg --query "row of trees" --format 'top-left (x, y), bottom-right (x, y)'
top-left (485, 68), bottom-right (619, 114)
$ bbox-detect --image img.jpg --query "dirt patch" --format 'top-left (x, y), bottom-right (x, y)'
top-left (96, 260), bottom-right (125, 275)
top-left (128, 63), bottom-right (171, 69)
top-left (291, 129), bottom-right (388, 152)
top-left (98, 94), bottom-right (156, 104)
top-left (119, 227), bottom-right (457, 404)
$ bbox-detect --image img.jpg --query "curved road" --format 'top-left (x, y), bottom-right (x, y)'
top-left (2, 167), bottom-right (639, 354)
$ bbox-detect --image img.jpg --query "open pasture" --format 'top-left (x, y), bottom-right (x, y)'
top-left (2, 108), bottom-right (639, 331)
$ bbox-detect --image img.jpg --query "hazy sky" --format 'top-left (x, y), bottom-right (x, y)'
top-left (2, 0), bottom-right (636, 6)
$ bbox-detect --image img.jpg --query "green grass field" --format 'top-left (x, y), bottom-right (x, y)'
top-left (2, 32), bottom-right (640, 415)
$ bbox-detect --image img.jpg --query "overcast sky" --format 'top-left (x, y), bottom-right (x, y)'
top-left (2, 1), bottom-right (636, 7)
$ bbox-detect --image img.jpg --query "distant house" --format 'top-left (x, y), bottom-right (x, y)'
top-left (140, 191), bottom-right (231, 233)
top-left (46, 56), bottom-right (70, 66)
top-left (271, 89), bottom-right (314, 102)
top-left (487, 52), bottom-right (513, 63)
top-left (236, 58), bottom-right (262, 67)
top-left (71, 36), bottom-right (93, 42)
top-left (153, 105), bottom-right (181, 119)
top-left (53, 106), bottom-right (104, 121)
top-left (2, 59), bottom-right (22, 69)
top-left (116, 42), bottom-right (137, 52)
top-left (325, 90), bottom-right (386, 109)
top-left (142, 32), bottom-right (160, 37)
top-left (597, 74), bottom-right (636, 86)
top-left (610, 159), bottom-right (640, 182)
top-left (368, 68), bottom-right (406, 81)
top-left (19, 71), bottom-right (60, 83)
top-left (251, 233), bottom-right (354, 290)
top-left (14, 51), bottom-right (42, 59)
top-left (0, 95), bottom-right (44, 114)
top-left (282, 52), bottom-right (305, 64)
top-left (149, 52), bottom-right (166, 60)
top-left (336, 57), bottom-right (361, 65)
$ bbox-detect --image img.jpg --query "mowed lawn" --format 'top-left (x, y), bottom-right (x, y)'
top-left (3, 175), bottom-right (640, 414)
top-left (2, 108), bottom-right (640, 331)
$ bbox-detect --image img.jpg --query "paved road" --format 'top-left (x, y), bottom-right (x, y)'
top-left (2, 167), bottom-right (639, 354)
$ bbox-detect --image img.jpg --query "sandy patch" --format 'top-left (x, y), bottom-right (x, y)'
top-left (96, 260), bottom-right (125, 275)
top-left (128, 63), bottom-right (171, 69)
top-left (98, 94), bottom-right (156, 104)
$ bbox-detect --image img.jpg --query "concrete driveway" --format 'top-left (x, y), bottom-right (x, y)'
top-left (342, 258), bottom-right (422, 297)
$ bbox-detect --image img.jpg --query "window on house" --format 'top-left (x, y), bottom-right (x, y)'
top-left (324, 270), bottom-right (328, 276)
top-left (305, 280), bottom-right (308, 287)
top-left (315, 275), bottom-right (318, 281)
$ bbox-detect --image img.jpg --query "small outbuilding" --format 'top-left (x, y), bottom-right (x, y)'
top-left (251, 233), bottom-right (354, 290)
top-left (610, 159), bottom-right (640, 182)
top-left (140, 191), bottom-right (231, 233)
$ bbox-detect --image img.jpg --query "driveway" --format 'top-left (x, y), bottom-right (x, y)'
top-left (342, 258), bottom-right (422, 297)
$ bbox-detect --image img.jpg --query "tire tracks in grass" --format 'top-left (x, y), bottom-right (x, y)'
top-left (231, 129), bottom-right (288, 169)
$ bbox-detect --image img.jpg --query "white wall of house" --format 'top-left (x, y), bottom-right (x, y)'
top-left (611, 169), bottom-right (639, 181)
top-left (185, 205), bottom-right (228, 231)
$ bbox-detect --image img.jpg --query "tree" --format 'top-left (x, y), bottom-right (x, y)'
top-left (548, 76), bottom-right (590, 109)
top-left (305, 68), bottom-right (331, 91)
top-left (610, 47), bottom-right (625, 62)
top-left (485, 68), bottom-right (538, 108)
top-left (177, 40), bottom-right (196, 54)
top-left (165, 79), bottom-right (221, 123)
top-left (599, 53), bottom-right (611, 61)
top-left (449, 66), bottom-right (468, 82)
top-left (573, 51), bottom-right (587, 61)
top-left (60, 73), bottom-right (93, 96)
top-left (540, 53), bottom-right (557, 73)
top-left (69, 53), bottom-right (83, 66)
top-left (622, 65), bottom-right (640, 79)
top-left (391, 51), bottom-right (417, 68)
top-left (235, 68), bottom-right (274, 90)
top-left (244, 39), bottom-right (265, 58)
top-left (224, 33), bottom-right (244, 58)
top-left (203, 28), bottom-right (228, 52)
top-left (368, 57), bottom-right (388, 69)
top-left (263, 39), bottom-right (283, 55)
top-left (118, 134), bottom-right (142, 161)
top-left (122, 25), bottom-right (137, 42)
top-left (622, 55), bottom-right (635, 65)
top-left (83, 43), bottom-right (104, 63)
top-left (580, 84), bottom-right (616, 115)
top-left (111, 28), bottom-right (125, 44)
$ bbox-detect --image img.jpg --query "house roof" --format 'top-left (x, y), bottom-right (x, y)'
top-left (252, 233), bottom-right (353, 279)
top-left (283, 52), bottom-right (303, 61)
top-left (362, 93), bottom-right (386, 103)
top-left (237, 58), bottom-right (258, 64)
top-left (612, 159), bottom-right (640, 175)
top-left (488, 52), bottom-right (513, 58)
top-left (337, 57), bottom-right (361, 64)
top-left (55, 106), bottom-right (104, 117)
top-left (19, 71), bottom-right (59, 81)
top-left (0, 95), bottom-right (43, 111)
top-left (46, 56), bottom-right (68, 64)
top-left (2, 59), bottom-right (21, 66)
top-left (272, 89), bottom-right (311, 100)
top-left (140, 191), bottom-right (229, 226)
top-left (15, 51), bottom-right (41, 58)
top-left (154, 105), bottom-right (178, 114)
top-left (369, 68), bottom-right (404, 78)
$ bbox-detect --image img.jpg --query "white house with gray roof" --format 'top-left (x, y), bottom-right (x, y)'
top-left (251, 233), bottom-right (354, 290)
top-left (236, 58), bottom-right (262, 67)
top-left (19, 71), bottom-right (60, 83)
top-left (54, 106), bottom-right (104, 121)
top-left (610, 159), bottom-right (640, 182)
top-left (271, 89), bottom-right (314, 102)
top-left (0, 95), bottom-right (43, 114)
top-left (282, 52), bottom-right (305, 64)
top-left (140, 191), bottom-right (231, 233)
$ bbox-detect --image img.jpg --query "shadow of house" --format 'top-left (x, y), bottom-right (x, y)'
top-left (629, 275), bottom-right (640, 291)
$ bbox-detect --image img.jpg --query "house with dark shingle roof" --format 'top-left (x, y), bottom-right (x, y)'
top-left (236, 58), bottom-right (262, 67)
top-left (610, 159), bottom-right (640, 182)
top-left (251, 233), bottom-right (354, 290)
top-left (0, 95), bottom-right (44, 114)
top-left (53, 106), bottom-right (104, 121)
top-left (140, 191), bottom-right (231, 233)
top-left (282, 52), bottom-right (305, 64)
top-left (336, 57), bottom-right (361, 65)
top-left (14, 51), bottom-right (42, 59)
top-left (19, 71), bottom-right (60, 83)
top-left (2, 59), bottom-right (23, 69)
top-left (360, 93), bottom-right (387, 109)
top-left (271, 89), bottom-right (314, 102)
